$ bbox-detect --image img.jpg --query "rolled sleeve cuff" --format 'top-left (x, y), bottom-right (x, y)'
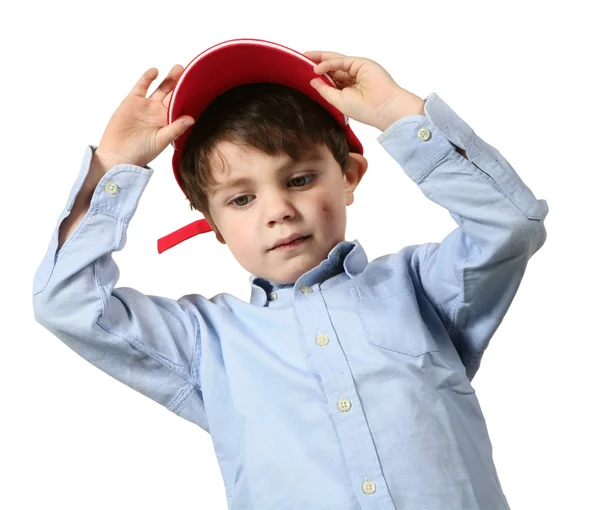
top-left (33, 146), bottom-right (155, 296)
top-left (86, 145), bottom-right (154, 220)
top-left (377, 92), bottom-right (466, 182)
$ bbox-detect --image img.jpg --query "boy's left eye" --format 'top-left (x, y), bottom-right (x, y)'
top-left (289, 175), bottom-right (313, 187)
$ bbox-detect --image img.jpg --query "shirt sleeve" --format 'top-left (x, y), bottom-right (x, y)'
top-left (32, 145), bottom-right (208, 431)
top-left (377, 93), bottom-right (549, 380)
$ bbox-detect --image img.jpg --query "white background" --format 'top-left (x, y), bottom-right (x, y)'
top-left (2, 1), bottom-right (598, 508)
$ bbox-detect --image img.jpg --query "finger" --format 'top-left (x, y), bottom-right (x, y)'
top-left (129, 68), bottom-right (159, 97)
top-left (326, 69), bottom-right (355, 87)
top-left (157, 115), bottom-right (195, 147)
top-left (162, 90), bottom-right (173, 109)
top-left (313, 57), bottom-right (358, 77)
top-left (303, 51), bottom-right (347, 64)
top-left (320, 73), bottom-right (351, 91)
top-left (309, 78), bottom-right (342, 110)
top-left (149, 65), bottom-right (184, 102)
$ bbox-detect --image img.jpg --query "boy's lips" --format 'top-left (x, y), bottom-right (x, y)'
top-left (269, 234), bottom-right (310, 250)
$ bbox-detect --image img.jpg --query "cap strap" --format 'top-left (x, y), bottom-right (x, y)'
top-left (157, 219), bottom-right (213, 253)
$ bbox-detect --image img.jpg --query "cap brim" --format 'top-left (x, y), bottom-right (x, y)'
top-left (168, 38), bottom-right (363, 189)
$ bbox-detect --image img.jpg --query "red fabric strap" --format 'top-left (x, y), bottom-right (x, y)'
top-left (157, 218), bottom-right (213, 254)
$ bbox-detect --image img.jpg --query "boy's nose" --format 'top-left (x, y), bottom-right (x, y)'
top-left (265, 192), bottom-right (296, 225)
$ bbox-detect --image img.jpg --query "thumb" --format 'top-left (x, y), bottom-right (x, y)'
top-left (157, 116), bottom-right (196, 147)
top-left (309, 78), bottom-right (342, 110)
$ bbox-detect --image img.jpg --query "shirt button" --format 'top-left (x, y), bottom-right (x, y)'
top-left (269, 291), bottom-right (278, 301)
top-left (300, 285), bottom-right (313, 294)
top-left (417, 127), bottom-right (431, 141)
top-left (362, 480), bottom-right (376, 494)
top-left (316, 333), bottom-right (329, 346)
top-left (337, 398), bottom-right (351, 412)
top-left (104, 181), bottom-right (119, 194)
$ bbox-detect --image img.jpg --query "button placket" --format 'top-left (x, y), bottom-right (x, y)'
top-left (296, 284), bottom-right (389, 505)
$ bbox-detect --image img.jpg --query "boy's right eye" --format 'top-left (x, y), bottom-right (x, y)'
top-left (231, 195), bottom-right (252, 207)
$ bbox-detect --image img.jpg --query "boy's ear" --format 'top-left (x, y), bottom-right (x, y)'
top-left (214, 230), bottom-right (226, 245)
top-left (344, 152), bottom-right (368, 206)
top-left (205, 215), bottom-right (226, 244)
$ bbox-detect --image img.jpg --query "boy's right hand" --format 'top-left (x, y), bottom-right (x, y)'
top-left (96, 65), bottom-right (195, 168)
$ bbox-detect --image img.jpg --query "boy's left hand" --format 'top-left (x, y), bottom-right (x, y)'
top-left (304, 51), bottom-right (425, 132)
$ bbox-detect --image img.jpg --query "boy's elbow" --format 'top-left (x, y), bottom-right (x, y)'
top-left (33, 290), bottom-right (63, 334)
top-left (533, 219), bottom-right (548, 254)
top-left (33, 286), bottom-right (83, 334)
top-left (33, 287), bottom-right (51, 328)
top-left (527, 198), bottom-right (549, 251)
top-left (510, 212), bottom-right (548, 259)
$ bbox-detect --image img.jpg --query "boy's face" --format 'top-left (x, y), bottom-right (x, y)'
top-left (204, 141), bottom-right (368, 284)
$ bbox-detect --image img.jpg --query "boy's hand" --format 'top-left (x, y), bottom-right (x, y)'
top-left (304, 51), bottom-right (425, 132)
top-left (97, 66), bottom-right (195, 168)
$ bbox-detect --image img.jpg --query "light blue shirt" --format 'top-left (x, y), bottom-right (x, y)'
top-left (33, 92), bottom-right (548, 509)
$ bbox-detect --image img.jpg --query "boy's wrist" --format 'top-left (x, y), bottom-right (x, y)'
top-left (80, 150), bottom-right (117, 195)
top-left (373, 95), bottom-right (426, 132)
top-left (84, 148), bottom-right (138, 192)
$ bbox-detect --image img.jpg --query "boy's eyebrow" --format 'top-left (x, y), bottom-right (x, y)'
top-left (212, 152), bottom-right (324, 194)
top-left (213, 176), bottom-right (254, 195)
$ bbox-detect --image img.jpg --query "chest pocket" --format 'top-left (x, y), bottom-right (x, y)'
top-left (351, 274), bottom-right (440, 357)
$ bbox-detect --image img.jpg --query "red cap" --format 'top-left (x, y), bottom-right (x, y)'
top-left (157, 38), bottom-right (364, 254)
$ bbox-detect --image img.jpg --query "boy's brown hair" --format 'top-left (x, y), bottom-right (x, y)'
top-left (179, 83), bottom-right (351, 218)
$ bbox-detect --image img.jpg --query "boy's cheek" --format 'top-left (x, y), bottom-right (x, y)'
top-left (320, 202), bottom-right (333, 216)
top-left (317, 200), bottom-right (341, 226)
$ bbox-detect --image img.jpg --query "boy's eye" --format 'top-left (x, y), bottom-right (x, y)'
top-left (289, 175), bottom-right (314, 187)
top-left (231, 195), bottom-right (252, 207)
top-left (228, 175), bottom-right (314, 208)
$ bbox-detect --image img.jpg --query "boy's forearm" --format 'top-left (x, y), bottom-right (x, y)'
top-left (57, 151), bottom-right (121, 250)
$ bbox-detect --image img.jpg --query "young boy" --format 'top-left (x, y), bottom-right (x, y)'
top-left (33, 39), bottom-right (548, 509)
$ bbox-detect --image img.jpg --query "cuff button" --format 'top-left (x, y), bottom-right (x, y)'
top-left (417, 127), bottom-right (431, 141)
top-left (104, 181), bottom-right (119, 195)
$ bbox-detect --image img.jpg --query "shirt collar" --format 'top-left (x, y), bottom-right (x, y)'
top-left (248, 239), bottom-right (368, 306)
